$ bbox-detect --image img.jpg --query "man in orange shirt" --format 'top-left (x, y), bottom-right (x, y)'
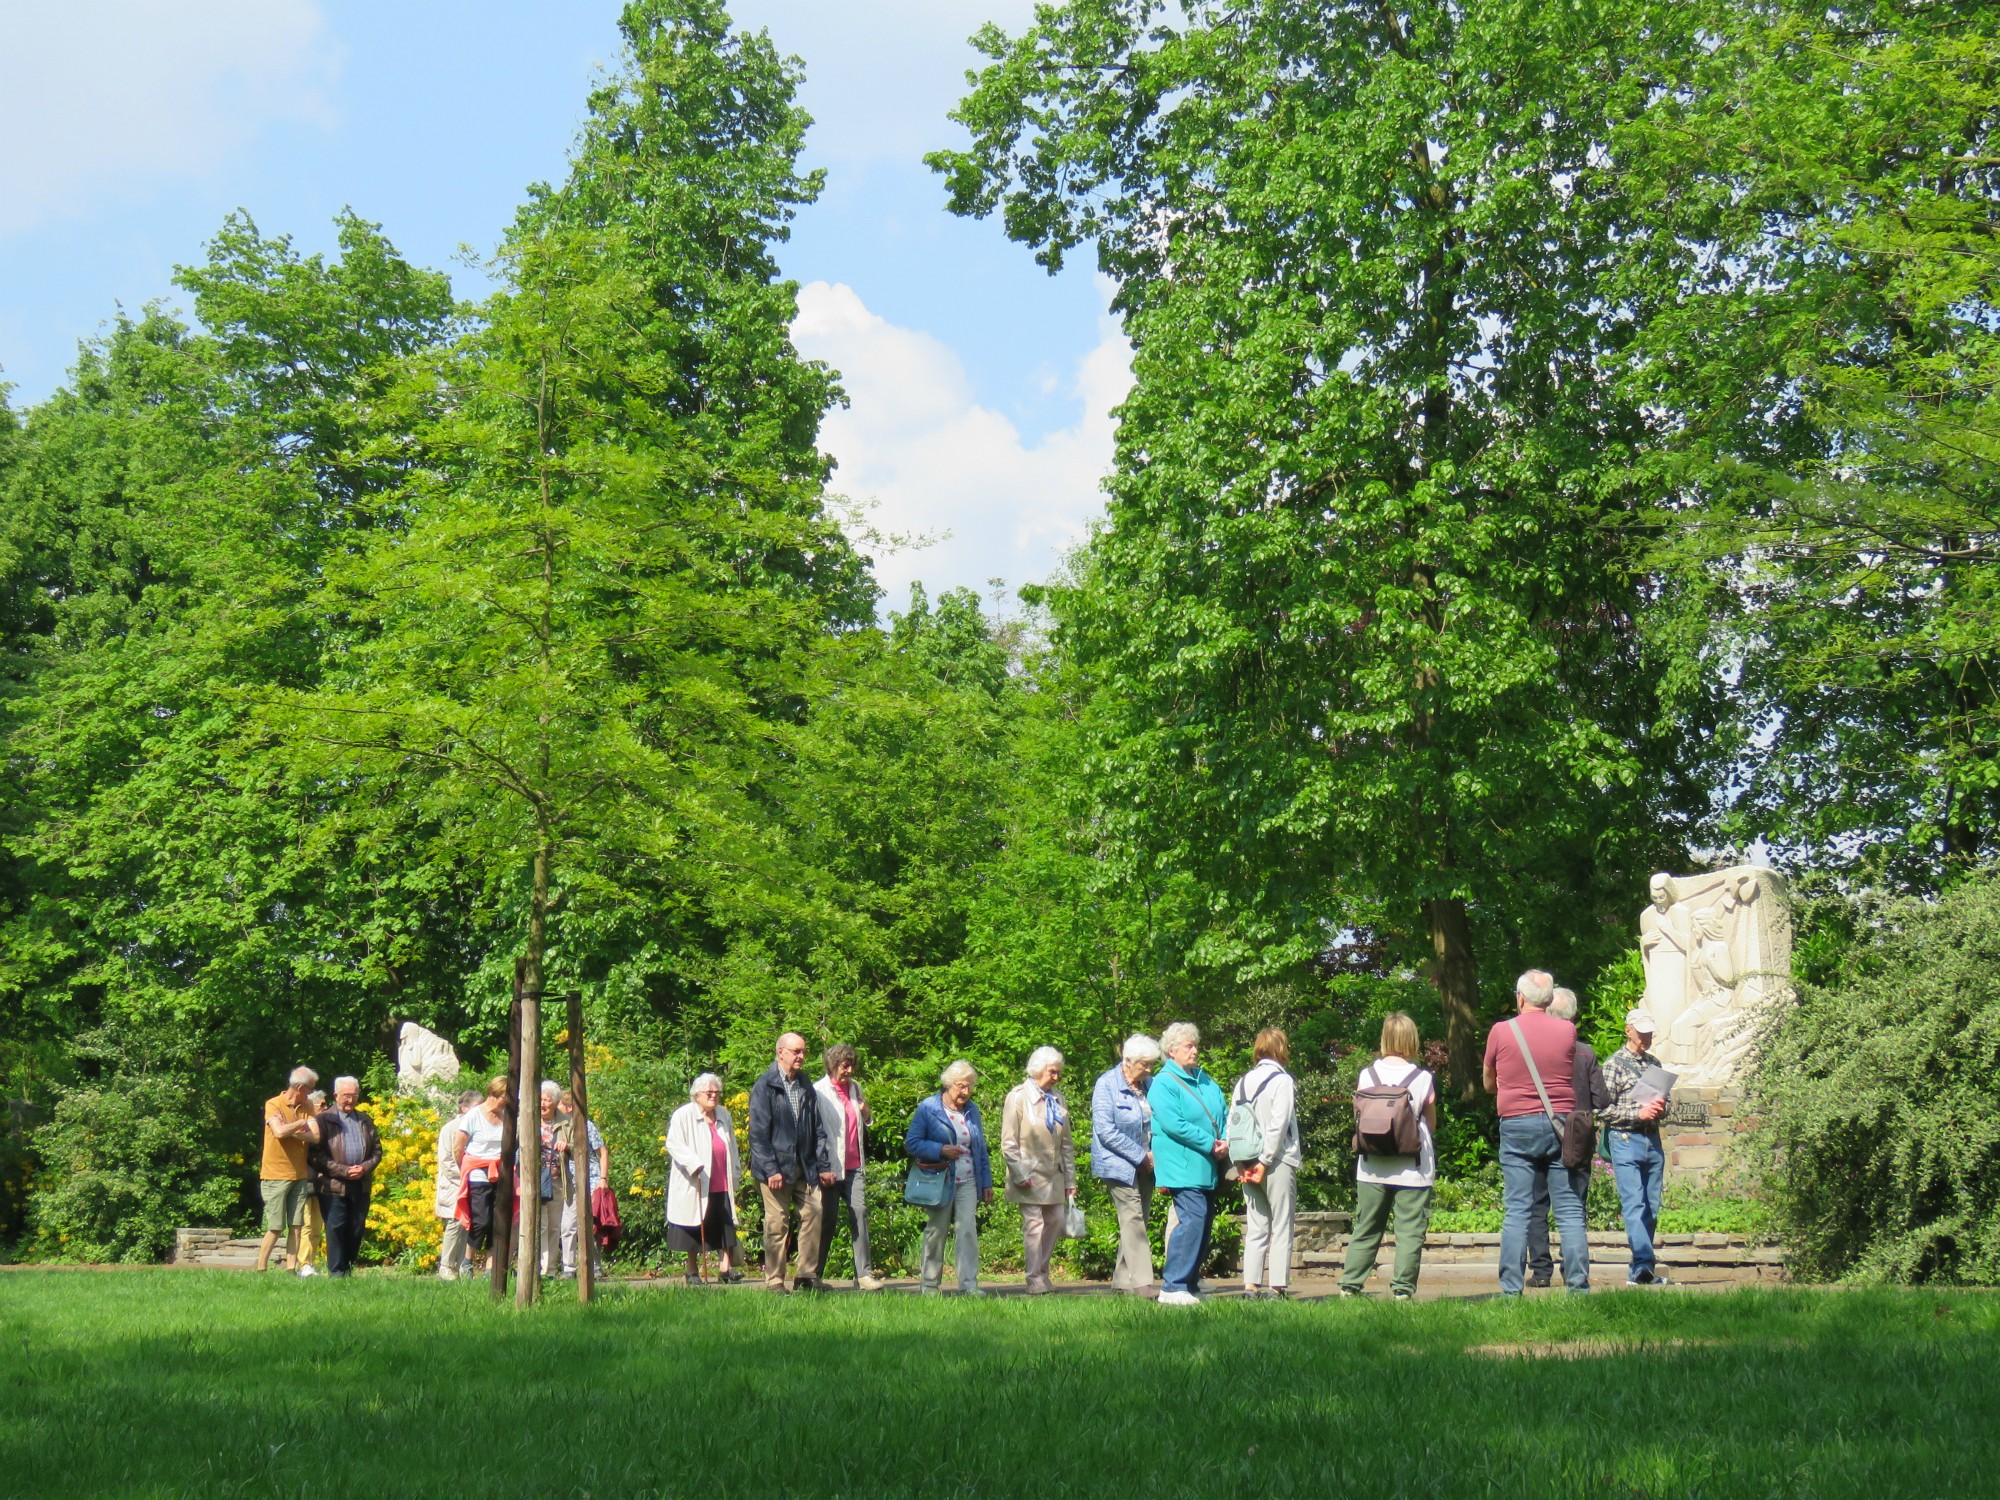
top-left (255, 1067), bottom-right (322, 1274)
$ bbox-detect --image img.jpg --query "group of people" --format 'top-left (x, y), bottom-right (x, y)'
top-left (255, 1070), bottom-right (382, 1277)
top-left (253, 970), bottom-right (1676, 1296)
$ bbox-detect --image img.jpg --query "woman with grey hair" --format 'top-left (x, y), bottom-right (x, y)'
top-left (1091, 1035), bottom-right (1161, 1292)
top-left (1003, 1046), bottom-right (1076, 1294)
top-left (666, 1073), bottom-right (742, 1284)
top-left (1151, 1021), bottom-right (1229, 1305)
top-left (905, 1061), bottom-right (994, 1294)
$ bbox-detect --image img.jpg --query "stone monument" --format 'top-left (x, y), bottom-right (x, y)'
top-left (395, 1021), bottom-right (461, 1089)
top-left (1638, 865), bottom-right (1792, 1090)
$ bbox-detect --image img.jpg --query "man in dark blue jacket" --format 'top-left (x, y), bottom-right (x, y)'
top-left (749, 1032), bottom-right (834, 1292)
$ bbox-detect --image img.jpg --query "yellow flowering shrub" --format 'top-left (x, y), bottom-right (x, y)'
top-left (359, 1092), bottom-right (447, 1269)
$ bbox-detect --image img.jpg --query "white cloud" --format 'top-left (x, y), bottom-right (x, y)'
top-left (737, 0), bottom-right (1039, 165)
top-left (793, 277), bottom-right (1131, 610)
top-left (0, 0), bottom-right (338, 236)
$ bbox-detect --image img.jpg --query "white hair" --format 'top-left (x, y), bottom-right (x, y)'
top-left (940, 1059), bottom-right (978, 1088)
top-left (288, 1066), bottom-right (318, 1088)
top-left (1025, 1045), bottom-right (1064, 1079)
top-left (689, 1073), bottom-right (722, 1099)
top-left (1549, 988), bottom-right (1579, 1022)
top-left (1159, 1021), bottom-right (1200, 1054)
top-left (1121, 1034), bottom-right (1162, 1064)
top-left (332, 1076), bottom-right (359, 1094)
top-left (1516, 970), bottom-right (1555, 1008)
top-left (541, 1080), bottom-right (562, 1099)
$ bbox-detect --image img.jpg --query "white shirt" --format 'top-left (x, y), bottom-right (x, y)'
top-left (461, 1109), bottom-right (506, 1183)
top-left (1354, 1058), bottom-right (1435, 1188)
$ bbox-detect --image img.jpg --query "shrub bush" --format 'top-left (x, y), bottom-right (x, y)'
top-left (30, 1069), bottom-right (239, 1262)
top-left (1750, 872), bottom-right (2000, 1282)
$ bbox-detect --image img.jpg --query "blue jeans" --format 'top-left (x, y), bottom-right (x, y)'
top-left (1608, 1129), bottom-right (1665, 1280)
top-left (1498, 1116), bottom-right (1589, 1293)
top-left (1162, 1187), bottom-right (1215, 1295)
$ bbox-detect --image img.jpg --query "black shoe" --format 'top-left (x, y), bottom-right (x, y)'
top-left (684, 1273), bottom-right (706, 1286)
top-left (1526, 1274), bottom-right (1552, 1289)
top-left (793, 1278), bottom-right (819, 1293)
top-left (718, 1269), bottom-right (744, 1284)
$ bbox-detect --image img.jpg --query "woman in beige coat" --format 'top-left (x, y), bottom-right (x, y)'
top-left (666, 1074), bottom-right (743, 1284)
top-left (1002, 1046), bottom-right (1076, 1294)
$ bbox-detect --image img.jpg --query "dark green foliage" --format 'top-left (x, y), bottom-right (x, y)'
top-left (26, 1031), bottom-right (238, 1262)
top-left (1752, 871), bottom-right (2000, 1282)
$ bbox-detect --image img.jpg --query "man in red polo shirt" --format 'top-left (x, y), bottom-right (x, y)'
top-left (1483, 970), bottom-right (1590, 1294)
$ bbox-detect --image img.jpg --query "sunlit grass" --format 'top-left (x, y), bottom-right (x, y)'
top-left (4, 1272), bottom-right (1994, 1497)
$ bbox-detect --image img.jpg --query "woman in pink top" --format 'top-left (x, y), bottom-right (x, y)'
top-left (667, 1073), bottom-right (743, 1284)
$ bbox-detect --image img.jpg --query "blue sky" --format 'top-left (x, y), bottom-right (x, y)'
top-left (0, 0), bottom-right (1126, 609)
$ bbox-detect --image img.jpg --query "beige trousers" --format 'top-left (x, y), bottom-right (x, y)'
top-left (1105, 1169), bottom-right (1155, 1290)
top-left (1020, 1202), bottom-right (1064, 1290)
top-left (759, 1175), bottom-right (826, 1288)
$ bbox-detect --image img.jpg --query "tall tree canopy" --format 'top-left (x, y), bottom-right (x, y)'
top-left (932, 0), bottom-right (1716, 1090)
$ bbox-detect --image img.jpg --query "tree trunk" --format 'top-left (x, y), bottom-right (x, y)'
top-left (567, 989), bottom-right (594, 1305)
top-left (1424, 895), bottom-right (1483, 1101)
top-left (515, 840), bottom-right (550, 1308)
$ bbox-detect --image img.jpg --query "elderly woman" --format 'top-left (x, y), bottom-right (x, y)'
top-left (433, 1088), bottom-right (483, 1280)
top-left (1003, 1046), bottom-right (1076, 1294)
top-left (905, 1060), bottom-right (994, 1295)
top-left (667, 1073), bottom-right (743, 1284)
top-left (1151, 1021), bottom-right (1229, 1306)
top-left (1237, 1028), bottom-right (1302, 1300)
top-left (1091, 1035), bottom-right (1161, 1293)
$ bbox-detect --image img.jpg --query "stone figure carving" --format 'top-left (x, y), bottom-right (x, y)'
top-left (1636, 866), bottom-right (1792, 1089)
top-left (396, 1022), bottom-right (461, 1089)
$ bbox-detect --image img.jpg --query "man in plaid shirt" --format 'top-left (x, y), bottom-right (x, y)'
top-left (1599, 1009), bottom-right (1671, 1286)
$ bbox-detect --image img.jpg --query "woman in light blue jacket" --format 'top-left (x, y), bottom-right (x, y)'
top-left (1090, 1034), bottom-right (1162, 1293)
top-left (904, 1061), bottom-right (994, 1295)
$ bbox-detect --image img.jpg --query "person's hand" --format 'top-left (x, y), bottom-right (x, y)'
top-left (1641, 1096), bottom-right (1668, 1121)
top-left (819, 1172), bottom-right (837, 1186)
top-left (1240, 1163), bottom-right (1265, 1185)
top-left (980, 1189), bottom-right (994, 1205)
top-left (1143, 1151), bottom-right (1154, 1169)
top-left (766, 1172), bottom-right (785, 1191)
top-left (1019, 1175), bottom-right (1034, 1189)
top-left (1211, 1139), bottom-right (1229, 1158)
top-left (940, 1144), bottom-right (965, 1161)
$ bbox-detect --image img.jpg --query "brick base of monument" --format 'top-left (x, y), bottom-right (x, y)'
top-left (1659, 1085), bottom-right (1761, 1187)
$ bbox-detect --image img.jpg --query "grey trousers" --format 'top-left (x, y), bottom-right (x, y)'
top-left (1105, 1171), bottom-right (1155, 1289)
top-left (920, 1176), bottom-right (981, 1291)
top-left (814, 1168), bottom-right (872, 1281)
top-left (561, 1196), bottom-right (602, 1276)
top-left (1242, 1160), bottom-right (1297, 1287)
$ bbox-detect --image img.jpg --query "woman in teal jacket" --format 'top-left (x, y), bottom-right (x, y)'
top-left (1150, 1021), bottom-right (1229, 1304)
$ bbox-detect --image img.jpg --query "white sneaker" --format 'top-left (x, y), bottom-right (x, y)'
top-left (857, 1274), bottom-right (886, 1291)
top-left (1157, 1289), bottom-right (1201, 1307)
top-left (295, 1265), bottom-right (316, 1278)
top-left (436, 1267), bottom-right (457, 1282)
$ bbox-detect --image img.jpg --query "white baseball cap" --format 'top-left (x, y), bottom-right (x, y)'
top-left (1625, 1008), bottom-right (1656, 1034)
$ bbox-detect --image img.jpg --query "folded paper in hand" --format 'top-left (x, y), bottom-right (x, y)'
top-left (1631, 1065), bottom-right (1679, 1106)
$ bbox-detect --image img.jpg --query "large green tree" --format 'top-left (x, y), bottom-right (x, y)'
top-left (932, 0), bottom-right (1715, 1091)
top-left (0, 215), bottom-right (466, 1257)
top-left (1620, 1), bottom-right (2000, 886)
top-left (267, 1), bottom-right (873, 1253)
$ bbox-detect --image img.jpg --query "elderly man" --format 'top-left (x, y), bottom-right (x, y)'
top-left (1525, 987), bottom-right (1611, 1288)
top-left (1483, 970), bottom-right (1590, 1294)
top-left (749, 1031), bottom-right (834, 1292)
top-left (256, 1067), bottom-right (321, 1274)
top-left (313, 1076), bottom-right (382, 1277)
top-left (813, 1044), bottom-right (884, 1291)
top-left (1601, 1008), bottom-right (1673, 1285)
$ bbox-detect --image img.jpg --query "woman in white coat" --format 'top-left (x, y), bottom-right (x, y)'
top-left (667, 1073), bottom-right (743, 1284)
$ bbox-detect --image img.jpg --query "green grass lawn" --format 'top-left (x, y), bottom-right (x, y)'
top-left (4, 1272), bottom-right (1995, 1498)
